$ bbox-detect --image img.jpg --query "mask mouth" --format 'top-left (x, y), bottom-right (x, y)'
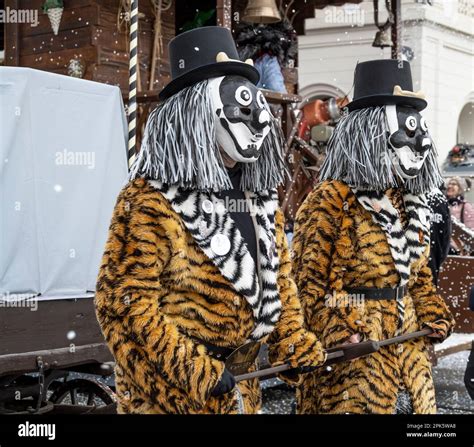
top-left (241, 143), bottom-right (260, 158)
top-left (400, 166), bottom-right (420, 178)
top-left (411, 153), bottom-right (427, 163)
top-left (250, 133), bottom-right (263, 143)
top-left (395, 145), bottom-right (426, 161)
top-left (391, 145), bottom-right (428, 179)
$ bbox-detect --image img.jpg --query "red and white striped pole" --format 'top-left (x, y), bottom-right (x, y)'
top-left (128, 0), bottom-right (139, 169)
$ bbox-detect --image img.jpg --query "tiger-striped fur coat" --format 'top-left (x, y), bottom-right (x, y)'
top-left (293, 180), bottom-right (455, 414)
top-left (95, 178), bottom-right (325, 414)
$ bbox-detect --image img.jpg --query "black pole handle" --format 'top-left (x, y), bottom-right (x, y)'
top-left (234, 350), bottom-right (344, 382)
top-left (234, 327), bottom-right (434, 383)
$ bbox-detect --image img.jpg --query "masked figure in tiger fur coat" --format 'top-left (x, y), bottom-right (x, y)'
top-left (293, 60), bottom-right (455, 414)
top-left (95, 27), bottom-right (325, 414)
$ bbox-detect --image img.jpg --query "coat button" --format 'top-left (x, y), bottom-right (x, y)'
top-left (355, 320), bottom-right (363, 326)
top-left (202, 200), bottom-right (214, 214)
top-left (211, 234), bottom-right (231, 256)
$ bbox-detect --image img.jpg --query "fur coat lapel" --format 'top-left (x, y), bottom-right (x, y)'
top-left (352, 188), bottom-right (431, 287)
top-left (149, 181), bottom-right (281, 341)
top-left (247, 190), bottom-right (282, 339)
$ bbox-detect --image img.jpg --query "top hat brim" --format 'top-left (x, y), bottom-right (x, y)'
top-left (347, 94), bottom-right (427, 112)
top-left (159, 61), bottom-right (260, 100)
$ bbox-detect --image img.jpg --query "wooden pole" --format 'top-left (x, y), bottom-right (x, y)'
top-left (216, 0), bottom-right (232, 29)
top-left (391, 0), bottom-right (401, 60)
top-left (128, 0), bottom-right (139, 169)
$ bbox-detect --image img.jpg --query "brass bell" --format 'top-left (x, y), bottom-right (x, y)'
top-left (372, 0), bottom-right (393, 49)
top-left (242, 0), bottom-right (281, 24)
top-left (372, 27), bottom-right (393, 49)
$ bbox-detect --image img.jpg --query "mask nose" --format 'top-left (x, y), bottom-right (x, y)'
top-left (251, 109), bottom-right (270, 130)
top-left (416, 136), bottom-right (432, 154)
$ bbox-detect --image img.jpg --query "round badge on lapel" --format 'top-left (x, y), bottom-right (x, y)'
top-left (202, 199), bottom-right (214, 214)
top-left (211, 234), bottom-right (231, 256)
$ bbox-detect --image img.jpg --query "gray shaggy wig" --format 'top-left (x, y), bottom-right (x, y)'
top-left (129, 80), bottom-right (286, 192)
top-left (319, 106), bottom-right (443, 194)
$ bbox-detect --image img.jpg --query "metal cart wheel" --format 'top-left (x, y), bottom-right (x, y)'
top-left (49, 378), bottom-right (116, 408)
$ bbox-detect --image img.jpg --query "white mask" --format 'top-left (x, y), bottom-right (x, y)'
top-left (208, 75), bottom-right (271, 163)
top-left (386, 105), bottom-right (432, 180)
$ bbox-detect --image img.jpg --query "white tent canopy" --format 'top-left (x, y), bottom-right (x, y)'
top-left (0, 68), bottom-right (128, 299)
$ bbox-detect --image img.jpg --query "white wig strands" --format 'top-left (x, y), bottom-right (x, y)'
top-left (319, 106), bottom-right (443, 194)
top-left (129, 80), bottom-right (287, 192)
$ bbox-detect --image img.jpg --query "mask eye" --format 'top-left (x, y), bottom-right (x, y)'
top-left (235, 86), bottom-right (252, 106)
top-left (256, 90), bottom-right (266, 108)
top-left (405, 116), bottom-right (417, 132)
top-left (420, 116), bottom-right (428, 132)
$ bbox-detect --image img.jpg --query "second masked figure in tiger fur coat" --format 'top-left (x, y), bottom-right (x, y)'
top-left (95, 27), bottom-right (325, 414)
top-left (293, 60), bottom-right (454, 414)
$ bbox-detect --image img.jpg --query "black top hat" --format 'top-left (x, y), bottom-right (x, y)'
top-left (159, 26), bottom-right (259, 100)
top-left (347, 59), bottom-right (427, 112)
